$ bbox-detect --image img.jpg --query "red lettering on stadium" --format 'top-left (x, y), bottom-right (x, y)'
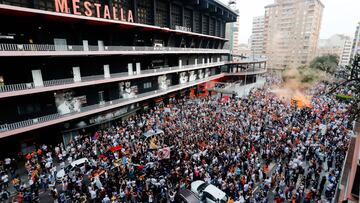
top-left (54, 0), bottom-right (134, 23)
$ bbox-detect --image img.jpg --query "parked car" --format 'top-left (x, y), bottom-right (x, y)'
top-left (191, 180), bottom-right (229, 203)
top-left (175, 189), bottom-right (201, 203)
top-left (56, 158), bottom-right (89, 182)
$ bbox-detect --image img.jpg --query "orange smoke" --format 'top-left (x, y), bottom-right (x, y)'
top-left (291, 91), bottom-right (312, 108)
top-left (271, 89), bottom-right (312, 108)
top-left (270, 67), bottom-right (317, 108)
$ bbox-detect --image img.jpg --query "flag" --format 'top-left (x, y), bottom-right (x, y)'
top-left (92, 131), bottom-right (100, 140)
top-left (110, 145), bottom-right (122, 152)
top-left (220, 96), bottom-right (229, 103)
top-left (157, 147), bottom-right (170, 160)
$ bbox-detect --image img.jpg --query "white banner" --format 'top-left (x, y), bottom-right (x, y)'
top-left (157, 147), bottom-right (170, 160)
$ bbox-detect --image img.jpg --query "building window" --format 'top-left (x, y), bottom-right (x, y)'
top-left (194, 11), bottom-right (201, 34)
top-left (216, 20), bottom-right (221, 37)
top-left (171, 3), bottom-right (182, 29)
top-left (202, 15), bottom-right (209, 35)
top-left (155, 1), bottom-right (169, 27)
top-left (113, 0), bottom-right (133, 17)
top-left (37, 0), bottom-right (55, 11)
top-left (184, 8), bottom-right (193, 30)
top-left (221, 22), bottom-right (226, 37)
top-left (143, 82), bottom-right (152, 89)
top-left (209, 18), bottom-right (215, 36)
top-left (137, 0), bottom-right (153, 25)
top-left (3, 0), bottom-right (32, 8)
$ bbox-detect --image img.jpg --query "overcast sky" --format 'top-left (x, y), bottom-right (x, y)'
top-left (221, 0), bottom-right (360, 43)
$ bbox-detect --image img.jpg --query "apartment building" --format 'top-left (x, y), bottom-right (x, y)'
top-left (264, 0), bottom-right (324, 69)
top-left (317, 34), bottom-right (353, 66)
top-left (250, 16), bottom-right (265, 56)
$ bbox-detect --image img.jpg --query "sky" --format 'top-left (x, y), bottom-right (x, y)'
top-left (220, 0), bottom-right (360, 44)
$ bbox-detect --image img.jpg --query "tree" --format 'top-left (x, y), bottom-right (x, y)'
top-left (328, 54), bottom-right (360, 123)
top-left (310, 54), bottom-right (339, 74)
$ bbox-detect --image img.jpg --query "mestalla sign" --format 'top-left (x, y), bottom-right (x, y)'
top-left (54, 0), bottom-right (134, 23)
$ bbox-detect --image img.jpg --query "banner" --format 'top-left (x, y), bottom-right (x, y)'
top-left (220, 96), bottom-right (229, 103)
top-left (54, 90), bottom-right (83, 115)
top-left (157, 147), bottom-right (170, 160)
top-left (110, 145), bottom-right (122, 152)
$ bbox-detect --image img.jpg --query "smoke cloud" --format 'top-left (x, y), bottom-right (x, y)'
top-left (270, 67), bottom-right (328, 107)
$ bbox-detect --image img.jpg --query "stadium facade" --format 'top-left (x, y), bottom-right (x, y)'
top-left (0, 0), bottom-right (266, 153)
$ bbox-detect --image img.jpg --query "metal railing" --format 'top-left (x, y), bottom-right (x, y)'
top-left (228, 58), bottom-right (267, 64)
top-left (0, 43), bottom-right (230, 54)
top-left (0, 83), bottom-right (34, 92)
top-left (0, 74), bottom-right (222, 133)
top-left (0, 62), bottom-right (226, 93)
top-left (43, 78), bottom-right (74, 86)
top-left (224, 68), bottom-right (267, 76)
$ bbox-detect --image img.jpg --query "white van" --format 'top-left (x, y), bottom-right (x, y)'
top-left (56, 158), bottom-right (89, 182)
top-left (191, 180), bottom-right (229, 203)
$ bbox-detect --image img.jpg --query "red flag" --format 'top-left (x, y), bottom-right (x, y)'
top-left (220, 96), bottom-right (229, 103)
top-left (26, 153), bottom-right (32, 160)
top-left (110, 145), bottom-right (122, 152)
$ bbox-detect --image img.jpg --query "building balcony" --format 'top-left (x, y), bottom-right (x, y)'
top-left (0, 61), bottom-right (226, 98)
top-left (0, 43), bottom-right (230, 57)
top-left (226, 57), bottom-right (267, 75)
top-left (0, 74), bottom-right (225, 138)
top-left (227, 58), bottom-right (267, 64)
top-left (225, 68), bottom-right (268, 76)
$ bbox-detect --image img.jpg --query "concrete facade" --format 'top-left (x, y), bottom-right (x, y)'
top-left (317, 34), bottom-right (353, 67)
top-left (264, 0), bottom-right (324, 69)
top-left (250, 16), bottom-right (265, 57)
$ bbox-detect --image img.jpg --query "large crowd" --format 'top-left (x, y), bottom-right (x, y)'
top-left (0, 75), bottom-right (354, 203)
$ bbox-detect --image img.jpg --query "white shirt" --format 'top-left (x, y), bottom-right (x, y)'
top-left (88, 190), bottom-right (95, 199)
top-left (4, 158), bottom-right (11, 165)
top-left (148, 195), bottom-right (153, 203)
top-left (1, 174), bottom-right (8, 182)
top-left (102, 196), bottom-right (110, 203)
top-left (45, 162), bottom-right (51, 168)
top-left (169, 192), bottom-right (175, 201)
top-left (239, 196), bottom-right (245, 203)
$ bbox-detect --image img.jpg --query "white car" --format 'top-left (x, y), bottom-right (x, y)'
top-left (191, 180), bottom-right (229, 203)
top-left (56, 158), bottom-right (89, 182)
